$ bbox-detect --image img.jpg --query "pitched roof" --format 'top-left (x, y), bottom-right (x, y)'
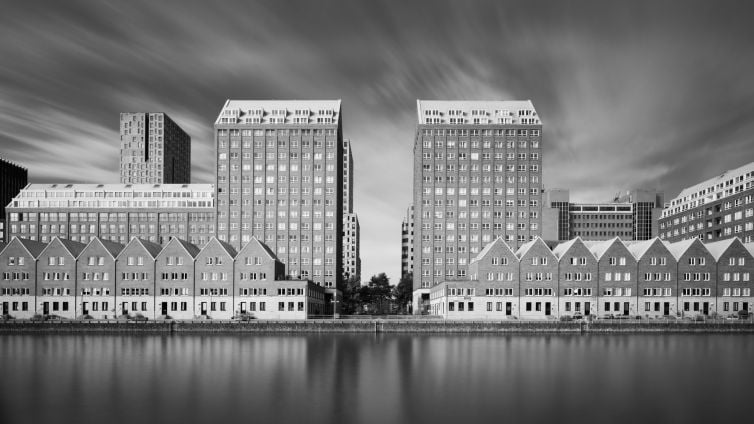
top-left (551, 238), bottom-right (580, 259)
top-left (237, 237), bottom-right (279, 261)
top-left (41, 237), bottom-right (87, 258)
top-left (471, 237), bottom-right (517, 264)
top-left (200, 237), bottom-right (238, 259)
top-left (626, 238), bottom-right (662, 260)
top-left (515, 237), bottom-right (553, 259)
top-left (83, 237), bottom-right (125, 259)
top-left (587, 238), bottom-right (628, 260)
top-left (10, 237), bottom-right (47, 258)
top-left (168, 238), bottom-right (201, 258)
top-left (745, 242), bottom-right (754, 258)
top-left (665, 238), bottom-right (699, 260)
top-left (116, 238), bottom-right (163, 260)
top-left (704, 238), bottom-right (739, 261)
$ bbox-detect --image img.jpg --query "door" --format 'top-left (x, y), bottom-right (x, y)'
top-left (703, 302), bottom-right (709, 315)
top-left (664, 302), bottom-right (670, 316)
top-left (744, 302), bottom-right (749, 312)
top-left (585, 302), bottom-right (591, 316)
top-left (161, 302), bottom-right (168, 316)
top-left (240, 302), bottom-right (246, 314)
top-left (545, 302), bottom-right (551, 316)
top-left (83, 302), bottom-right (89, 315)
top-left (2, 302), bottom-right (8, 315)
top-left (623, 302), bottom-right (630, 316)
top-left (43, 302), bottom-right (49, 315)
top-left (506, 302), bottom-right (512, 316)
top-left (121, 302), bottom-right (128, 315)
top-left (201, 302), bottom-right (207, 315)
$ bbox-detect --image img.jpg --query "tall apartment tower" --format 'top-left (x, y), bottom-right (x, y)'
top-left (0, 155), bottom-right (28, 243)
top-left (214, 100), bottom-right (344, 291)
top-left (342, 139), bottom-right (361, 282)
top-left (412, 100), bottom-right (543, 308)
top-left (659, 161), bottom-right (754, 243)
top-left (401, 204), bottom-right (414, 278)
top-left (120, 112), bottom-right (191, 184)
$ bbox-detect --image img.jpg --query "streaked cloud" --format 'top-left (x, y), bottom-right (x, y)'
top-left (1, 0), bottom-right (753, 282)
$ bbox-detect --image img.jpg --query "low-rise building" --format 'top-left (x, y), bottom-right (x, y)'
top-left (515, 238), bottom-right (559, 319)
top-left (115, 238), bottom-right (162, 318)
top-left (708, 238), bottom-right (752, 316)
top-left (155, 238), bottom-right (200, 319)
top-left (627, 238), bottom-right (678, 318)
top-left (36, 237), bottom-right (86, 319)
top-left (77, 238), bottom-right (123, 319)
top-left (589, 238), bottom-right (638, 317)
top-left (195, 237), bottom-right (236, 319)
top-left (0, 238), bottom-right (45, 318)
top-left (553, 238), bottom-right (598, 317)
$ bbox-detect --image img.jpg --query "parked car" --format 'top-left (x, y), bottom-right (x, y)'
top-left (737, 310), bottom-right (751, 320)
top-left (232, 313), bottom-right (255, 321)
top-left (572, 313), bottom-right (584, 321)
top-left (132, 314), bottom-right (148, 322)
top-left (559, 315), bottom-right (573, 322)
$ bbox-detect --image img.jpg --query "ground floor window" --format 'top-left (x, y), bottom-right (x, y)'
top-left (604, 302), bottom-right (610, 312)
top-left (724, 302), bottom-right (729, 311)
top-left (565, 302), bottom-right (571, 312)
top-left (526, 302), bottom-right (532, 311)
top-left (449, 302), bottom-right (454, 312)
top-left (487, 302), bottom-right (492, 312)
top-left (645, 302), bottom-right (651, 311)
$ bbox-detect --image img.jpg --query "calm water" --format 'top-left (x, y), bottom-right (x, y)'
top-left (0, 333), bottom-right (752, 424)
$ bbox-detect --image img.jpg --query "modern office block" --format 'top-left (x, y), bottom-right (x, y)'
top-left (401, 205), bottom-right (414, 278)
top-left (214, 100), bottom-right (343, 292)
top-left (543, 189), bottom-right (664, 241)
top-left (120, 112), bottom-right (191, 184)
top-left (413, 100), bottom-right (544, 311)
top-left (5, 183), bottom-right (215, 247)
top-left (0, 155), bottom-right (28, 243)
top-left (659, 161), bottom-right (754, 243)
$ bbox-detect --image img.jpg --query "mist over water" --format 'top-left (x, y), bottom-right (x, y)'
top-left (0, 333), bottom-right (751, 424)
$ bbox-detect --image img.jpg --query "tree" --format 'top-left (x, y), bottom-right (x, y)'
top-left (367, 273), bottom-right (391, 314)
top-left (393, 273), bottom-right (413, 315)
top-left (339, 276), bottom-right (361, 315)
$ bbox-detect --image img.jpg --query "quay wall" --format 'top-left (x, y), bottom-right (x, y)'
top-left (2, 319), bottom-right (754, 333)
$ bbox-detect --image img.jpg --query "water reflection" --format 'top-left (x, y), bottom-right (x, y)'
top-left (1, 334), bottom-right (752, 424)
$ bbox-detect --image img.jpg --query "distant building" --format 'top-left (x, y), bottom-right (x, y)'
top-left (342, 140), bottom-right (361, 282)
top-left (543, 189), bottom-right (664, 241)
top-left (413, 100), bottom-right (544, 313)
top-left (659, 162), bottom-right (754, 244)
top-left (5, 184), bottom-right (215, 247)
top-left (401, 205), bottom-right (414, 278)
top-left (120, 112), bottom-right (191, 184)
top-left (0, 155), bottom-right (28, 243)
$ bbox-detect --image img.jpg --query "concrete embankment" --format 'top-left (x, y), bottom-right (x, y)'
top-left (2, 319), bottom-right (754, 333)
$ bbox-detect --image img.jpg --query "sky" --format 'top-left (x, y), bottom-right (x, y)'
top-left (1, 0), bottom-right (754, 284)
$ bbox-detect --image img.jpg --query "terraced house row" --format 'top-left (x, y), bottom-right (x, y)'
top-left (0, 236), bottom-right (327, 320)
top-left (428, 236), bottom-right (754, 320)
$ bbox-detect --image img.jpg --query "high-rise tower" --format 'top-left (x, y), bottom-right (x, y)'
top-left (214, 100), bottom-right (343, 291)
top-left (412, 100), bottom-right (543, 312)
top-left (120, 112), bottom-right (191, 184)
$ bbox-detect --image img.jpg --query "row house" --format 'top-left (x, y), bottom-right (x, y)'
top-left (0, 236), bottom-right (326, 320)
top-left (429, 236), bottom-right (754, 319)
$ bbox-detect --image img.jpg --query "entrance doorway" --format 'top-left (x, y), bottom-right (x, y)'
top-left (623, 302), bottom-right (630, 316)
top-left (545, 302), bottom-right (551, 316)
top-left (161, 302), bottom-right (168, 316)
top-left (584, 302), bottom-right (591, 316)
top-left (2, 302), bottom-right (8, 315)
top-left (703, 302), bottom-right (709, 315)
top-left (43, 302), bottom-right (49, 315)
top-left (121, 302), bottom-right (128, 315)
top-left (506, 302), bottom-right (512, 315)
top-left (201, 302), bottom-right (208, 316)
top-left (664, 302), bottom-right (670, 316)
